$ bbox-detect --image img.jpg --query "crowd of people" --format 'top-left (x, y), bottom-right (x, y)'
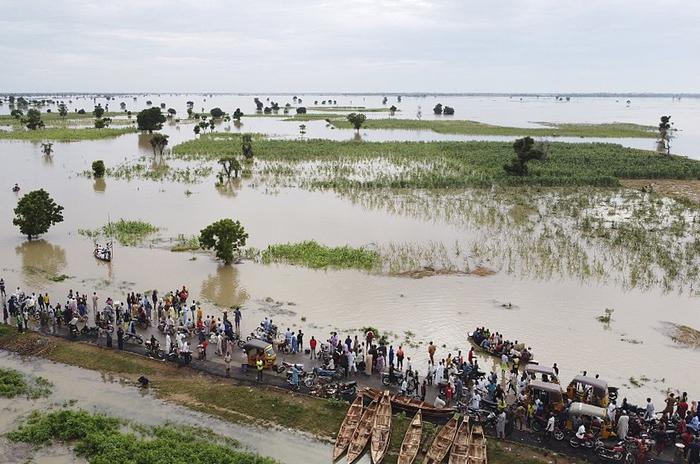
top-left (2, 276), bottom-right (699, 463)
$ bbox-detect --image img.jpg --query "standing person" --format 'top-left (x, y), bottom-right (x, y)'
top-left (309, 336), bottom-right (317, 359)
top-left (428, 341), bottom-right (436, 364)
top-left (644, 398), bottom-right (656, 421)
top-left (617, 412), bottom-right (629, 440)
top-left (105, 326), bottom-right (112, 348)
top-left (256, 357), bottom-right (263, 382)
top-left (420, 380), bottom-right (427, 401)
top-left (224, 351), bottom-right (232, 377)
top-left (234, 306), bottom-right (241, 333)
top-left (347, 349), bottom-right (357, 375)
top-left (496, 410), bottom-right (507, 439)
top-left (396, 345), bottom-right (405, 371)
top-left (0, 278), bottom-right (5, 297)
top-left (662, 393), bottom-right (676, 420)
top-left (92, 292), bottom-right (99, 320)
top-left (117, 326), bottom-right (124, 350)
top-left (552, 363), bottom-right (559, 377)
top-left (297, 330), bottom-right (304, 353)
top-left (388, 345), bottom-right (395, 367)
top-left (544, 413), bottom-right (555, 441)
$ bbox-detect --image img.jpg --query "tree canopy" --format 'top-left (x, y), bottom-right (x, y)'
top-left (23, 109), bottom-right (44, 130)
top-left (13, 189), bottom-right (64, 240)
top-left (210, 107), bottom-right (224, 118)
top-left (136, 107), bottom-right (166, 133)
top-left (503, 136), bottom-right (546, 176)
top-left (93, 105), bottom-right (105, 118)
top-left (149, 133), bottom-right (169, 156)
top-left (199, 219), bottom-right (248, 264)
top-left (347, 113), bottom-right (367, 131)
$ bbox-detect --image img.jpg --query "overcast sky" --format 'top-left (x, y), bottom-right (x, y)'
top-left (1, 0), bottom-right (699, 93)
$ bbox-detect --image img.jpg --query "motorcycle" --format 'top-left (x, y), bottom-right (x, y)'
top-left (531, 416), bottom-right (565, 441)
top-left (68, 322), bottom-right (79, 338)
top-left (381, 370), bottom-right (404, 387)
top-left (145, 340), bottom-right (165, 360)
top-left (595, 441), bottom-right (631, 462)
top-left (569, 432), bottom-right (601, 449)
top-left (123, 331), bottom-right (144, 344)
top-left (276, 361), bottom-right (306, 374)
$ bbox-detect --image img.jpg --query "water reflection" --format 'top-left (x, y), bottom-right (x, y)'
top-left (199, 264), bottom-right (249, 309)
top-left (137, 132), bottom-right (154, 152)
top-left (42, 154), bottom-right (53, 166)
top-left (215, 178), bottom-right (242, 198)
top-left (93, 177), bottom-right (106, 192)
top-left (14, 240), bottom-right (67, 287)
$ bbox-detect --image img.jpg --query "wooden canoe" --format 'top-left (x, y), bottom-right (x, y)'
top-left (371, 391), bottom-right (392, 463)
top-left (467, 333), bottom-right (537, 366)
top-left (466, 425), bottom-right (487, 464)
top-left (423, 416), bottom-right (458, 464)
top-left (397, 410), bottom-right (422, 464)
top-left (448, 416), bottom-right (470, 464)
top-left (363, 388), bottom-right (456, 421)
top-left (334, 396), bottom-right (365, 460)
top-left (347, 398), bottom-right (379, 464)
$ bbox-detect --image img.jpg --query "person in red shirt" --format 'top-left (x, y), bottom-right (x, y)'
top-left (309, 336), bottom-right (317, 359)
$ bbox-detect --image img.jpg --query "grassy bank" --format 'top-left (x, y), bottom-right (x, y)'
top-left (8, 409), bottom-right (277, 464)
top-left (0, 127), bottom-right (136, 141)
top-left (173, 135), bottom-right (700, 188)
top-left (330, 119), bottom-right (657, 138)
top-left (79, 219), bottom-right (159, 246)
top-left (260, 241), bottom-right (380, 270)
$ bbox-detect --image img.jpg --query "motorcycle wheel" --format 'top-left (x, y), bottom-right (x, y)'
top-left (237, 340), bottom-right (245, 348)
top-left (136, 336), bottom-right (144, 344)
top-left (531, 421), bottom-right (542, 433)
top-left (553, 430), bottom-right (565, 441)
top-left (304, 377), bottom-right (315, 388)
top-left (156, 350), bottom-right (165, 360)
top-left (276, 366), bottom-right (286, 374)
top-left (381, 376), bottom-right (390, 386)
top-left (569, 438), bottom-right (580, 448)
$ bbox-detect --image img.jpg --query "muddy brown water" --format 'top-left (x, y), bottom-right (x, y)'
top-left (0, 95), bottom-right (699, 407)
top-left (0, 350), bottom-right (339, 464)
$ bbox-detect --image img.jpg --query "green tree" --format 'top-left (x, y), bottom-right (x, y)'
top-left (149, 133), bottom-right (169, 156)
top-left (58, 103), bottom-right (68, 118)
top-left (199, 219), bottom-right (248, 264)
top-left (93, 105), bottom-right (105, 118)
top-left (13, 189), bottom-right (64, 240)
top-left (167, 108), bottom-right (176, 118)
top-left (193, 125), bottom-right (201, 136)
top-left (136, 107), bottom-right (166, 133)
top-left (346, 113), bottom-right (366, 131)
top-left (23, 109), bottom-right (44, 130)
top-left (92, 160), bottom-right (105, 177)
top-left (210, 107), bottom-right (224, 118)
top-left (242, 134), bottom-right (254, 160)
top-left (433, 103), bottom-right (443, 115)
top-left (296, 107), bottom-right (307, 114)
top-left (94, 117), bottom-right (111, 128)
top-left (443, 106), bottom-right (455, 115)
top-left (232, 108), bottom-right (243, 120)
top-left (219, 157), bottom-right (242, 179)
top-left (10, 109), bottom-right (23, 119)
top-left (503, 136), bottom-right (546, 176)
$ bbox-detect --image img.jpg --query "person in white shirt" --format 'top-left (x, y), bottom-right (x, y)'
top-left (434, 395), bottom-right (446, 409)
top-left (347, 351), bottom-right (357, 374)
top-left (576, 424), bottom-right (586, 440)
top-left (644, 398), bottom-right (655, 421)
top-left (470, 391), bottom-right (481, 411)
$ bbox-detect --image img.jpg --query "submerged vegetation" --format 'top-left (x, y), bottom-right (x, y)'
top-left (260, 240), bottom-right (380, 270)
top-left (0, 367), bottom-right (52, 399)
top-left (79, 219), bottom-right (159, 246)
top-left (173, 135), bottom-right (700, 189)
top-left (8, 409), bottom-right (277, 464)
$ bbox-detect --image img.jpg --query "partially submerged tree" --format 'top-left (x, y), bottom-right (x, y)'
top-left (92, 160), bottom-right (105, 177)
top-left (167, 108), bottom-right (177, 118)
top-left (433, 103), bottom-right (443, 115)
top-left (94, 117), bottom-right (111, 128)
top-left (10, 109), bottom-right (23, 119)
top-left (210, 107), bottom-right (224, 118)
top-left (58, 103), bottom-right (68, 118)
top-left (136, 107), bottom-right (166, 133)
top-left (347, 113), bottom-right (366, 131)
top-left (658, 115), bottom-right (673, 156)
top-left (296, 107), bottom-right (307, 114)
top-left (218, 157), bottom-right (242, 179)
top-left (23, 109), bottom-right (44, 130)
top-left (149, 133), bottom-right (169, 156)
top-left (199, 219), bottom-right (248, 264)
top-left (443, 106), bottom-right (455, 115)
top-left (41, 142), bottom-right (53, 156)
top-left (232, 108), bottom-right (243, 120)
top-left (254, 98), bottom-right (264, 111)
top-left (13, 189), bottom-right (64, 240)
top-left (389, 105), bottom-right (397, 115)
top-left (242, 134), bottom-right (253, 160)
top-left (503, 136), bottom-right (546, 176)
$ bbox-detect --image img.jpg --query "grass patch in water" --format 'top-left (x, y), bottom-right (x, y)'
top-left (170, 234), bottom-right (200, 252)
top-left (8, 409), bottom-right (277, 463)
top-left (80, 219), bottom-right (159, 246)
top-left (0, 367), bottom-right (52, 399)
top-left (329, 119), bottom-right (656, 138)
top-left (260, 240), bottom-right (380, 270)
top-left (0, 127), bottom-right (136, 141)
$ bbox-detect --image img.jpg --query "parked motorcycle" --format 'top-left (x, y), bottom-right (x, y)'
top-left (276, 361), bottom-right (306, 374)
top-left (381, 370), bottom-right (404, 387)
top-left (145, 340), bottom-right (165, 360)
top-left (569, 433), bottom-right (601, 449)
top-left (595, 441), bottom-right (631, 462)
top-left (123, 331), bottom-right (144, 344)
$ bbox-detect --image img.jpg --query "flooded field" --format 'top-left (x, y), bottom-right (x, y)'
top-left (1, 94), bottom-right (700, 405)
top-left (0, 350), bottom-right (334, 463)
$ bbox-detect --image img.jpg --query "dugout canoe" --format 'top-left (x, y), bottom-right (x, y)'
top-left (333, 395), bottom-right (365, 460)
top-left (347, 398), bottom-right (379, 464)
top-left (397, 410), bottom-right (422, 464)
top-left (370, 390), bottom-right (392, 463)
top-left (423, 415), bottom-right (458, 464)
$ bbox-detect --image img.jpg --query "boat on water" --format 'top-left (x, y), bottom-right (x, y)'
top-left (467, 425), bottom-right (487, 464)
top-left (397, 410), bottom-right (422, 464)
top-left (423, 415), bottom-right (458, 464)
top-left (370, 391), bottom-right (392, 463)
top-left (448, 416), bottom-right (470, 464)
top-left (94, 241), bottom-right (113, 262)
top-left (347, 398), bottom-right (379, 464)
top-left (363, 388), bottom-right (456, 421)
top-left (333, 395), bottom-right (365, 460)
top-left (467, 331), bottom-right (536, 366)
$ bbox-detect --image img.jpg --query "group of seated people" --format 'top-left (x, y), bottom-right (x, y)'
top-left (471, 327), bottom-right (533, 363)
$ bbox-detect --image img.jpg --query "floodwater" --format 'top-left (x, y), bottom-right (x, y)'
top-left (0, 94), bottom-right (699, 407)
top-left (0, 350), bottom-right (337, 464)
